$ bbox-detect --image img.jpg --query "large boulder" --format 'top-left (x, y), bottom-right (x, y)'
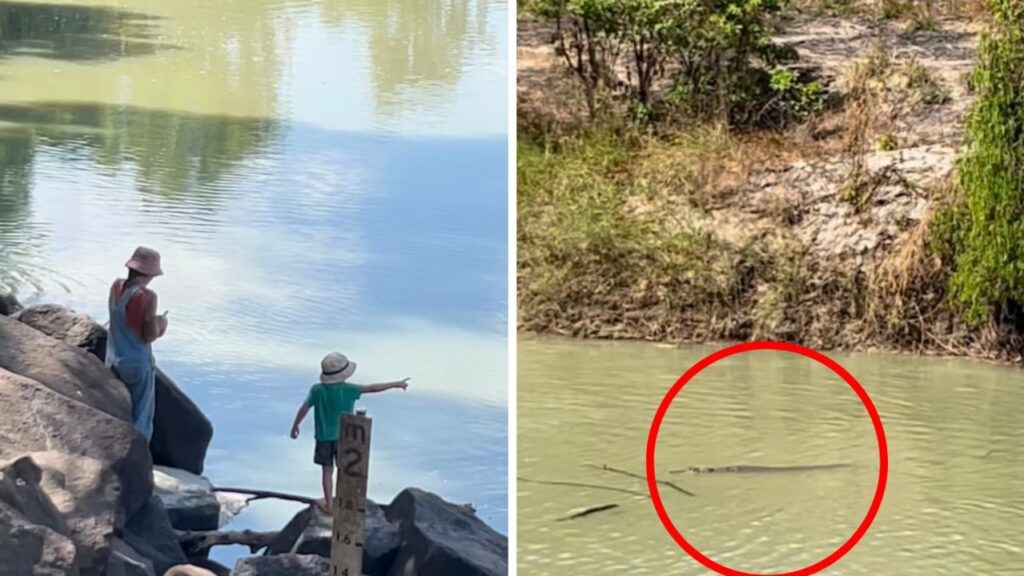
top-left (0, 314), bottom-right (130, 421)
top-left (0, 369), bottom-right (153, 521)
top-left (363, 501), bottom-right (402, 573)
top-left (0, 291), bottom-right (22, 315)
top-left (123, 496), bottom-right (188, 576)
top-left (173, 560), bottom-right (228, 576)
top-left (13, 304), bottom-right (108, 360)
top-left (31, 451), bottom-right (123, 576)
top-left (13, 306), bottom-right (214, 475)
top-left (152, 368), bottom-right (213, 476)
top-left (231, 555), bottom-right (328, 576)
top-left (266, 503), bottom-right (399, 575)
top-left (164, 566), bottom-right (219, 576)
top-left (262, 506), bottom-right (324, 556)
top-left (385, 489), bottom-right (507, 576)
top-left (106, 539), bottom-right (155, 576)
top-left (153, 467), bottom-right (220, 531)
top-left (0, 456), bottom-right (80, 575)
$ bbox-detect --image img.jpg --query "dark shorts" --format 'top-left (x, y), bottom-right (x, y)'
top-left (314, 440), bottom-right (339, 467)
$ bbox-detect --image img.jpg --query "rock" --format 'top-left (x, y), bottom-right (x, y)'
top-left (10, 305), bottom-right (214, 475)
top-left (152, 368), bottom-right (213, 476)
top-left (265, 503), bottom-right (399, 575)
top-left (0, 315), bottom-right (131, 421)
top-left (0, 502), bottom-right (80, 575)
top-left (0, 369), bottom-right (153, 520)
top-left (230, 555), bottom-right (329, 576)
top-left (363, 501), bottom-right (402, 574)
top-left (385, 488), bottom-right (507, 576)
top-left (215, 490), bottom-right (249, 527)
top-left (163, 566), bottom-right (219, 576)
top-left (13, 304), bottom-right (108, 361)
top-left (123, 496), bottom-right (188, 576)
top-left (106, 539), bottom-right (155, 576)
top-left (0, 456), bottom-right (68, 534)
top-left (263, 506), bottom-right (333, 556)
top-left (0, 291), bottom-right (22, 315)
top-left (30, 451), bottom-right (122, 576)
top-left (170, 560), bottom-right (227, 576)
top-left (0, 456), bottom-right (80, 575)
top-left (153, 467), bottom-right (220, 531)
top-left (263, 506), bottom-right (321, 556)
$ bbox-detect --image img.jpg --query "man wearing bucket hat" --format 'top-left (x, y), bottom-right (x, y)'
top-left (107, 246), bottom-right (168, 441)
top-left (290, 352), bottom-right (409, 512)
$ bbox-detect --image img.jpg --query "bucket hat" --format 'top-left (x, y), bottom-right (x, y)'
top-left (320, 352), bottom-right (357, 384)
top-left (125, 246), bottom-right (163, 277)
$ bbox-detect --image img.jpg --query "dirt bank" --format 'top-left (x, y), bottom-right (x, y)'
top-left (517, 5), bottom-right (1024, 362)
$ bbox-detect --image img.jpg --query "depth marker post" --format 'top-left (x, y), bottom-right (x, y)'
top-left (330, 409), bottom-right (372, 576)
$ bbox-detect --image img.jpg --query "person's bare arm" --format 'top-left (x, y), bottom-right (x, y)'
top-left (106, 281), bottom-right (118, 330)
top-left (362, 378), bottom-right (410, 394)
top-left (291, 404), bottom-right (311, 439)
top-left (141, 291), bottom-right (167, 343)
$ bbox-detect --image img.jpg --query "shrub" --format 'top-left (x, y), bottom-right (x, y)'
top-left (527, 0), bottom-right (802, 127)
top-left (943, 0), bottom-right (1024, 325)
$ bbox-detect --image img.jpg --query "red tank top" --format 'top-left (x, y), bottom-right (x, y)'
top-left (111, 280), bottom-right (151, 339)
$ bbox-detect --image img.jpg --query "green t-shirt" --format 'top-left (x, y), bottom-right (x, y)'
top-left (305, 383), bottom-right (363, 441)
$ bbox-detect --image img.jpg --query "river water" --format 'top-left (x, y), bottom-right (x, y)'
top-left (0, 0), bottom-right (509, 562)
top-left (519, 337), bottom-right (1024, 575)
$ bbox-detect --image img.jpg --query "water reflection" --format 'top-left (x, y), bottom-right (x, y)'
top-left (0, 101), bottom-right (277, 256)
top-left (0, 2), bottom-right (171, 61)
top-left (291, 0), bottom-right (506, 134)
top-left (0, 128), bottom-right (31, 210)
top-left (0, 0), bottom-right (508, 542)
top-left (0, 126), bottom-right (44, 293)
top-left (324, 0), bottom-right (499, 107)
top-left (0, 0), bottom-right (505, 135)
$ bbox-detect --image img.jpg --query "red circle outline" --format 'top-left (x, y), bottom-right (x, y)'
top-left (645, 341), bottom-right (889, 576)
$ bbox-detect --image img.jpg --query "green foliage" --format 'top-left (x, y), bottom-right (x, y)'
top-left (878, 133), bottom-right (898, 151)
top-left (816, 0), bottom-right (856, 16)
top-left (517, 131), bottom-right (771, 333)
top-left (767, 67), bottom-right (827, 120)
top-left (528, 0), bottom-right (797, 127)
top-left (905, 15), bottom-right (939, 34)
top-left (879, 0), bottom-right (909, 19)
top-left (943, 4), bottom-right (1024, 324)
top-left (905, 60), bottom-right (952, 105)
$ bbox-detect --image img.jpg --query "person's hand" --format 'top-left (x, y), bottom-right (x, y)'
top-left (397, 378), bottom-right (410, 391)
top-left (290, 425), bottom-right (300, 439)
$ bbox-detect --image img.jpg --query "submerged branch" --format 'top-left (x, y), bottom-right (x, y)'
top-left (213, 486), bottom-right (319, 506)
top-left (177, 529), bottom-right (279, 555)
top-left (584, 464), bottom-right (695, 497)
top-left (517, 477), bottom-right (647, 497)
top-left (556, 504), bottom-right (620, 521)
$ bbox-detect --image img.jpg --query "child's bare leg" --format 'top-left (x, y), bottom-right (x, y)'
top-left (320, 465), bottom-right (334, 513)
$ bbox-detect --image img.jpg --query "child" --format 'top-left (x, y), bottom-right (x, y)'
top-left (290, 351), bottom-right (409, 512)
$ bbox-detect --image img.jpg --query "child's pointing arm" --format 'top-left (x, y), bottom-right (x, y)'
top-left (361, 378), bottom-right (410, 394)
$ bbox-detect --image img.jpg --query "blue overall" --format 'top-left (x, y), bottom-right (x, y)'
top-left (106, 282), bottom-right (157, 442)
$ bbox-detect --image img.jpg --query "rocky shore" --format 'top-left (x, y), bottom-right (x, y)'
top-left (0, 294), bottom-right (508, 576)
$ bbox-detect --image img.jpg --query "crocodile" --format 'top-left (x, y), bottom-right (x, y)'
top-left (669, 463), bottom-right (853, 475)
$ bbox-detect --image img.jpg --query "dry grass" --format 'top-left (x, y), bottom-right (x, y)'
top-left (516, 4), bottom-right (1024, 361)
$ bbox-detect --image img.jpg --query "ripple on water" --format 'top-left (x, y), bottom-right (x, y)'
top-left (520, 338), bottom-right (1024, 574)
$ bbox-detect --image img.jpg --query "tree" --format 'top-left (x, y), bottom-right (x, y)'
top-left (946, 0), bottom-right (1024, 324)
top-left (529, 0), bottom-right (790, 124)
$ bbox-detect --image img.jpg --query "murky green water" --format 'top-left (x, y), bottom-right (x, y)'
top-left (0, 0), bottom-right (508, 561)
top-left (519, 337), bottom-right (1024, 575)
